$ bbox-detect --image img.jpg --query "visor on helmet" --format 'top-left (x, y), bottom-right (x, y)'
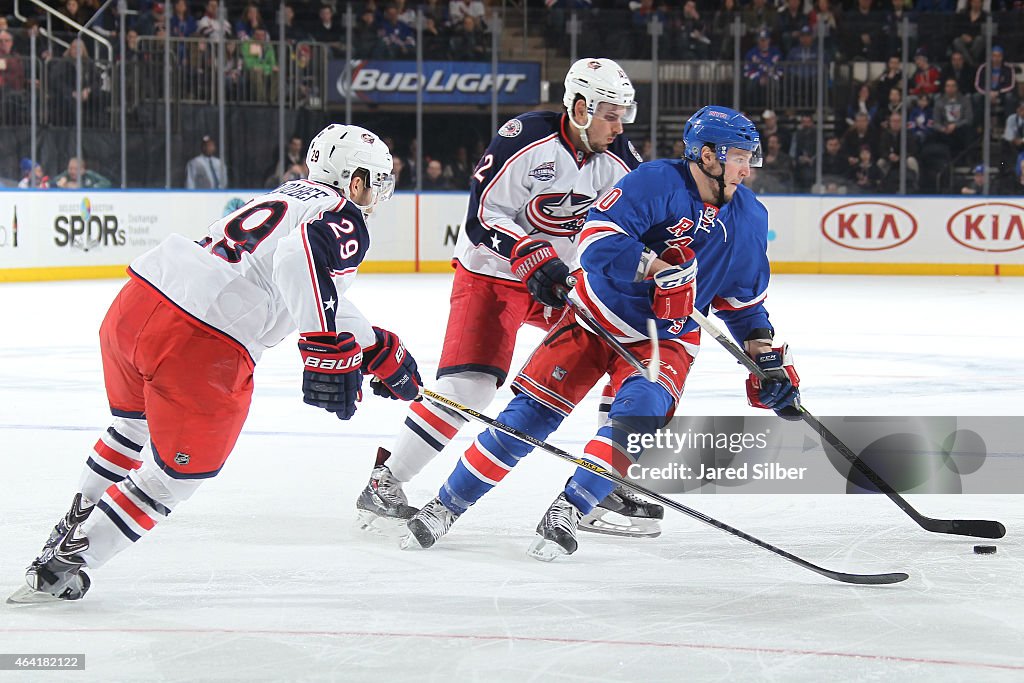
top-left (594, 101), bottom-right (637, 125)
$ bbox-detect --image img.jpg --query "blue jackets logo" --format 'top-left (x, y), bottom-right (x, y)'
top-left (525, 191), bottom-right (595, 237)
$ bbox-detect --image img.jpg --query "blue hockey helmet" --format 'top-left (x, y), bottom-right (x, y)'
top-left (682, 106), bottom-right (763, 167)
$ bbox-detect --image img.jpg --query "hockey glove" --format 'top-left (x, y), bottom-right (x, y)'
top-left (651, 246), bottom-right (697, 320)
top-left (510, 237), bottom-right (573, 308)
top-left (362, 326), bottom-right (422, 401)
top-left (298, 332), bottom-right (363, 420)
top-left (746, 344), bottom-right (802, 420)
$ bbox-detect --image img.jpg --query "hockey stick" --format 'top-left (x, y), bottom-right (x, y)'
top-left (562, 288), bottom-right (660, 383)
top-left (419, 388), bottom-right (908, 585)
top-left (689, 309), bottom-right (1006, 540)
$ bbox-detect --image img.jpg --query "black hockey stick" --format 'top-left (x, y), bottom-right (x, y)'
top-left (689, 309), bottom-right (1006, 540)
top-left (419, 388), bottom-right (908, 585)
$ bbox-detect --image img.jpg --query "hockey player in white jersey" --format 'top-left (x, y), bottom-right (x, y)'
top-left (8, 124), bottom-right (423, 603)
top-left (356, 58), bottom-right (663, 537)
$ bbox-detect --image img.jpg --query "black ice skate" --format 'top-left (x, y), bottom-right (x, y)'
top-left (527, 492), bottom-right (584, 562)
top-left (356, 449), bottom-right (419, 536)
top-left (579, 485), bottom-right (663, 538)
top-left (401, 497), bottom-right (460, 550)
top-left (8, 494), bottom-right (94, 604)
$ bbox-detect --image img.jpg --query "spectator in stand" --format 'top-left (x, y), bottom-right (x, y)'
top-left (420, 13), bottom-right (448, 60)
top-left (909, 48), bottom-right (941, 97)
top-left (241, 27), bottom-right (278, 102)
top-left (941, 50), bottom-right (975, 98)
top-left (445, 144), bottom-right (472, 188)
top-left (169, 0), bottom-right (196, 38)
top-left (843, 0), bottom-right (880, 62)
top-left (786, 25), bottom-right (818, 90)
top-left (135, 2), bottom-right (166, 37)
top-left (845, 82), bottom-right (878, 129)
top-left (197, 0), bottom-right (231, 40)
top-left (185, 135), bottom-right (228, 189)
top-left (807, 0), bottom-right (840, 62)
top-left (675, 0), bottom-right (711, 61)
top-left (354, 6), bottom-right (383, 58)
top-left (879, 0), bottom-right (911, 60)
top-left (974, 45), bottom-right (1017, 121)
top-left (449, 15), bottom-right (486, 61)
top-left (630, 0), bottom-right (666, 59)
top-left (18, 158), bottom-right (50, 188)
top-left (711, 0), bottom-right (741, 61)
top-left (47, 39), bottom-right (104, 127)
top-left (851, 144), bottom-right (883, 193)
top-left (391, 155), bottom-right (410, 191)
top-left (907, 92), bottom-right (934, 147)
top-left (235, 4), bottom-right (265, 40)
top-left (1002, 101), bottom-right (1024, 174)
top-left (960, 164), bottom-right (987, 194)
top-left (741, 0), bottom-right (777, 42)
top-left (759, 133), bottom-right (795, 192)
top-left (54, 157), bottom-right (112, 189)
top-left (776, 0), bottom-right (808, 55)
top-left (875, 86), bottom-right (904, 127)
top-left (377, 2), bottom-right (415, 59)
top-left (0, 29), bottom-right (26, 96)
top-left (448, 0), bottom-right (486, 29)
top-left (877, 110), bottom-right (919, 192)
top-left (760, 109), bottom-right (790, 153)
top-left (952, 0), bottom-right (988, 67)
top-left (789, 112), bottom-right (817, 190)
top-left (932, 77), bottom-right (974, 155)
top-left (874, 55), bottom-right (903, 104)
top-left (264, 135), bottom-right (306, 187)
top-left (1012, 151), bottom-right (1024, 194)
top-left (841, 111), bottom-right (877, 170)
top-left (63, 0), bottom-right (91, 27)
top-left (820, 134), bottom-right (850, 193)
top-left (743, 29), bottom-right (782, 108)
top-left (281, 4), bottom-right (308, 44)
top-left (422, 159), bottom-right (452, 190)
top-left (309, 4), bottom-right (337, 44)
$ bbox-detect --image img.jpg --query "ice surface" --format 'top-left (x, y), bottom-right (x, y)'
top-left (1, 274), bottom-right (1022, 682)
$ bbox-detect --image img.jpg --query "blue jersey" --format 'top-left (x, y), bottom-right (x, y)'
top-left (576, 159), bottom-right (772, 349)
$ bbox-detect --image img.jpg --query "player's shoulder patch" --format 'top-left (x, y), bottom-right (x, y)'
top-left (498, 118), bottom-right (523, 138)
top-left (627, 140), bottom-right (643, 164)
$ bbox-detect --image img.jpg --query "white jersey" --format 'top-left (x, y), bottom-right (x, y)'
top-left (130, 179), bottom-right (375, 362)
top-left (453, 110), bottom-right (642, 281)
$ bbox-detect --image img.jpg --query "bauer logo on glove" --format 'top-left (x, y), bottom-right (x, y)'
top-left (362, 326), bottom-right (423, 401)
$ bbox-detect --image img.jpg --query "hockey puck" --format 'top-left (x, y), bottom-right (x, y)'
top-left (973, 545), bottom-right (997, 554)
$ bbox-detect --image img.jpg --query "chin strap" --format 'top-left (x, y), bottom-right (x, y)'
top-left (694, 155), bottom-right (726, 206)
top-left (569, 114), bottom-right (596, 154)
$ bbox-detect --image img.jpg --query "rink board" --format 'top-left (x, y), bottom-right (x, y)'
top-left (1, 190), bottom-right (1022, 281)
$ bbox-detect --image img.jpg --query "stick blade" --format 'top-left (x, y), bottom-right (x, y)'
top-left (829, 571), bottom-right (910, 586)
top-left (920, 518), bottom-right (1006, 539)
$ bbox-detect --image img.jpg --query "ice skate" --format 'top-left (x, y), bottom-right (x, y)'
top-left (8, 494), bottom-right (93, 604)
top-left (527, 492), bottom-right (583, 562)
top-left (579, 485), bottom-right (663, 538)
top-left (356, 449), bottom-right (419, 536)
top-left (401, 497), bottom-right (460, 550)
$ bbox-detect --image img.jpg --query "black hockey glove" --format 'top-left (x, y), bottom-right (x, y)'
top-left (362, 326), bottom-right (422, 401)
top-left (298, 332), bottom-right (363, 420)
top-left (510, 237), bottom-right (573, 308)
top-left (746, 344), bottom-right (802, 421)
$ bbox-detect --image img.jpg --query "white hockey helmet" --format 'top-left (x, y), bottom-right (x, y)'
top-left (306, 124), bottom-right (395, 213)
top-left (562, 58), bottom-right (637, 126)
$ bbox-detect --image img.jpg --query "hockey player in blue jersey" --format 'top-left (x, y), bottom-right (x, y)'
top-left (402, 106), bottom-right (803, 559)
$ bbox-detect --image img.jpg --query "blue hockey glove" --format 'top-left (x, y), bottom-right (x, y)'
top-left (746, 344), bottom-right (802, 420)
top-left (298, 332), bottom-right (363, 420)
top-left (362, 327), bottom-right (422, 401)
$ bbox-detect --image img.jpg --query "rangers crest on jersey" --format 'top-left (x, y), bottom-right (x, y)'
top-left (525, 191), bottom-right (595, 237)
top-left (499, 119), bottom-right (523, 138)
top-left (529, 161), bottom-right (556, 182)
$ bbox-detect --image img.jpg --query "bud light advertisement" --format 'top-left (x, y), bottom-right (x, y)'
top-left (328, 60), bottom-right (541, 105)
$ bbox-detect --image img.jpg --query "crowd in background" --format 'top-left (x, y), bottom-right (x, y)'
top-left (2, 1), bottom-right (1024, 193)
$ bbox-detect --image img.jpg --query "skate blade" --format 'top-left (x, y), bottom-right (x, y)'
top-left (7, 584), bottom-right (61, 605)
top-left (578, 509), bottom-right (662, 538)
top-left (356, 510), bottom-right (413, 539)
top-left (399, 531), bottom-right (428, 551)
top-left (526, 536), bottom-right (570, 562)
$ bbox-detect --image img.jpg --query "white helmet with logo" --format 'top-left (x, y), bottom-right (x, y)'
top-left (306, 123), bottom-right (395, 214)
top-left (562, 58), bottom-right (637, 152)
